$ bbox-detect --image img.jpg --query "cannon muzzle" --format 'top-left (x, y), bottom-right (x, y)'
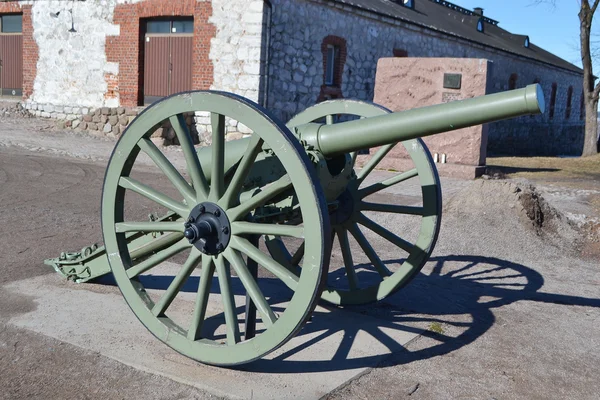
top-left (300, 84), bottom-right (545, 156)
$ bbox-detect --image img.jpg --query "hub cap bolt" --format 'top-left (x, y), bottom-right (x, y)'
top-left (216, 243), bottom-right (224, 252)
top-left (222, 226), bottom-right (229, 234)
top-left (184, 228), bottom-right (195, 241)
top-left (198, 205), bottom-right (205, 214)
top-left (214, 209), bottom-right (221, 217)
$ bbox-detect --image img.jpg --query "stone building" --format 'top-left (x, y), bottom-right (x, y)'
top-left (0, 0), bottom-right (585, 155)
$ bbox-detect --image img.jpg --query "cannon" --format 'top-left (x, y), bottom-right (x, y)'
top-left (45, 84), bottom-right (544, 366)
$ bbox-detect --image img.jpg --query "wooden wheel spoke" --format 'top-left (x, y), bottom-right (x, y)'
top-left (350, 151), bottom-right (358, 166)
top-left (209, 113), bottom-right (226, 201)
top-left (188, 254), bottom-right (216, 340)
top-left (215, 256), bottom-right (241, 345)
top-left (152, 249), bottom-right (202, 317)
top-left (290, 242), bottom-right (305, 266)
top-left (220, 135), bottom-right (264, 209)
top-left (231, 222), bottom-right (304, 238)
top-left (137, 138), bottom-right (196, 205)
top-left (359, 168), bottom-right (418, 198)
top-left (232, 237), bottom-right (299, 291)
top-left (126, 238), bottom-right (190, 279)
top-left (348, 223), bottom-right (391, 278)
top-left (227, 175), bottom-right (292, 221)
top-left (115, 221), bottom-right (184, 233)
top-left (360, 202), bottom-right (424, 216)
top-left (336, 228), bottom-right (359, 290)
top-left (357, 214), bottom-right (414, 254)
top-left (356, 143), bottom-right (396, 182)
top-left (119, 177), bottom-right (188, 216)
top-left (225, 249), bottom-right (277, 327)
top-left (169, 114), bottom-right (209, 200)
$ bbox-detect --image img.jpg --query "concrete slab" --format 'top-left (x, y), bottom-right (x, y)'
top-left (5, 268), bottom-right (422, 400)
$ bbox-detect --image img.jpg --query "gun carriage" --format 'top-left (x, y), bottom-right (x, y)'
top-left (46, 84), bottom-right (545, 366)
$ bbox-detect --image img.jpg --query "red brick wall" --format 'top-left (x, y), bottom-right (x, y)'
top-left (0, 3), bottom-right (37, 99)
top-left (107, 0), bottom-right (215, 107)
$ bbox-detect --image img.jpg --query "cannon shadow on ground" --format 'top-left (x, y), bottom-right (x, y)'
top-left (102, 254), bottom-right (600, 373)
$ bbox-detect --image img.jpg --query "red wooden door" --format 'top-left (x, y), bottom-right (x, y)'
top-left (0, 34), bottom-right (23, 96)
top-left (143, 20), bottom-right (193, 105)
top-left (144, 35), bottom-right (170, 104)
top-left (170, 36), bottom-right (193, 94)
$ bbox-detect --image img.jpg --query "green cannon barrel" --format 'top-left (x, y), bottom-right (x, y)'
top-left (304, 84), bottom-right (544, 157)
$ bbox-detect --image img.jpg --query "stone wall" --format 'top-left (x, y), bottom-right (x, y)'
top-left (266, 0), bottom-right (584, 155)
top-left (209, 0), bottom-right (265, 103)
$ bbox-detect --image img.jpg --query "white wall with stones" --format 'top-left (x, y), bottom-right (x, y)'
top-left (266, 0), bottom-right (584, 154)
top-left (209, 0), bottom-right (265, 103)
top-left (23, 0), bottom-right (134, 118)
top-left (22, 0), bottom-right (265, 130)
top-left (198, 0), bottom-right (267, 140)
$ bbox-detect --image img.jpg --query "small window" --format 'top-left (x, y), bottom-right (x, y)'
top-left (508, 73), bottom-right (518, 90)
top-left (172, 20), bottom-right (193, 33)
top-left (325, 45), bottom-right (340, 86)
top-left (524, 36), bottom-right (530, 48)
top-left (146, 18), bottom-right (193, 34)
top-left (0, 14), bottom-right (23, 33)
top-left (477, 18), bottom-right (484, 33)
top-left (549, 83), bottom-right (557, 120)
top-left (393, 48), bottom-right (408, 57)
top-left (565, 86), bottom-right (573, 119)
top-left (147, 20), bottom-right (171, 33)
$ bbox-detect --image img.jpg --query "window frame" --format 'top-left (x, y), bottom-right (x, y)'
top-left (565, 86), bottom-right (573, 119)
top-left (325, 44), bottom-right (339, 86)
top-left (549, 83), bottom-right (558, 120)
top-left (146, 17), bottom-right (193, 35)
top-left (508, 73), bottom-right (518, 90)
top-left (0, 14), bottom-right (23, 34)
top-left (477, 18), bottom-right (484, 33)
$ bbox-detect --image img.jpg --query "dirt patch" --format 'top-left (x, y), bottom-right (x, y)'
top-left (444, 180), bottom-right (584, 253)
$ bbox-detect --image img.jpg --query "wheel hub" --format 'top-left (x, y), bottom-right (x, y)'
top-left (184, 202), bottom-right (231, 255)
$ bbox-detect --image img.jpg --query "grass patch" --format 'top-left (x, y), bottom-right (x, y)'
top-left (487, 154), bottom-right (600, 182)
top-left (429, 322), bottom-right (444, 334)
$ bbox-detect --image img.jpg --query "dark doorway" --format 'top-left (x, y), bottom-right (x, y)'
top-left (143, 18), bottom-right (193, 105)
top-left (0, 14), bottom-right (23, 97)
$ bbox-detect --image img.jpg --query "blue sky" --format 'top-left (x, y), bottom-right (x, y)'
top-left (456, 0), bottom-right (584, 68)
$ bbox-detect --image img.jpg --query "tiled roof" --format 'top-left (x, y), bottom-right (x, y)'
top-left (332, 0), bottom-right (583, 74)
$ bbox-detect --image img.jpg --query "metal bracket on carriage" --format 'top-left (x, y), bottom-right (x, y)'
top-left (43, 212), bottom-right (180, 283)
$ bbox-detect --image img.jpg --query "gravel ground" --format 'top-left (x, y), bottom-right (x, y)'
top-left (0, 114), bottom-right (599, 399)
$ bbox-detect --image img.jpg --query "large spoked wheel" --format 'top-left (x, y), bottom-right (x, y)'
top-left (102, 91), bottom-right (330, 366)
top-left (270, 99), bottom-right (442, 305)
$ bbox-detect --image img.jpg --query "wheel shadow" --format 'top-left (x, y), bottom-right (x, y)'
top-left (242, 254), bottom-right (600, 373)
top-left (96, 254), bottom-right (600, 373)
